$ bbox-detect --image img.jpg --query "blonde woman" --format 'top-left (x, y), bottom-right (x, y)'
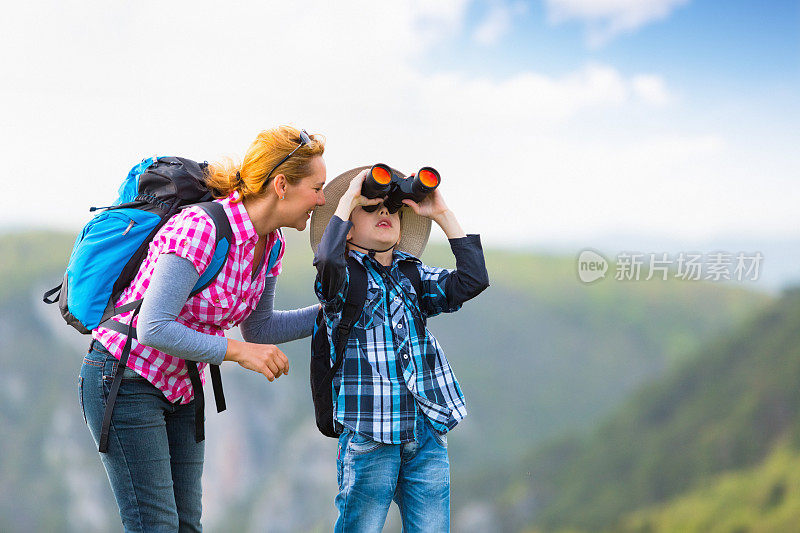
top-left (80, 126), bottom-right (325, 532)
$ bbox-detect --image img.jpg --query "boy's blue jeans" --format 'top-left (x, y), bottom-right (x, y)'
top-left (334, 411), bottom-right (451, 533)
top-left (79, 341), bottom-right (204, 533)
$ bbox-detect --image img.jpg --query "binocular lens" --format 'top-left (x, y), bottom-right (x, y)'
top-left (417, 169), bottom-right (439, 189)
top-left (361, 163), bottom-right (440, 214)
top-left (370, 165), bottom-right (392, 184)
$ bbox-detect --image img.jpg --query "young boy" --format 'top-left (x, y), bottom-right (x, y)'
top-left (310, 166), bottom-right (489, 532)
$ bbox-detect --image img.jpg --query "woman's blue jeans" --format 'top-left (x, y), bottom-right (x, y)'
top-left (334, 411), bottom-right (451, 533)
top-left (79, 341), bottom-right (204, 532)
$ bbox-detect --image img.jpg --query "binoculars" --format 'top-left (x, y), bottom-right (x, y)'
top-left (361, 163), bottom-right (440, 213)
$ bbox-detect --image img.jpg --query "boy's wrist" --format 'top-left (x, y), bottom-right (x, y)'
top-left (431, 209), bottom-right (451, 224)
top-left (334, 194), bottom-right (357, 221)
top-left (433, 210), bottom-right (466, 239)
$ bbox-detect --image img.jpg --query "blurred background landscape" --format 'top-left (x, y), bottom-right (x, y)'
top-left (1, 0), bottom-right (798, 531)
top-left (2, 230), bottom-right (799, 532)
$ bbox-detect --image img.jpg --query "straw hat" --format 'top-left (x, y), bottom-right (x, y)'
top-left (310, 165), bottom-right (432, 257)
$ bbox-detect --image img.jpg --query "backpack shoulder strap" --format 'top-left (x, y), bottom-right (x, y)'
top-left (327, 256), bottom-right (367, 378)
top-left (190, 202), bottom-right (233, 296)
top-left (342, 255), bottom-right (367, 332)
top-left (264, 228), bottom-right (283, 276)
top-left (185, 201), bottom-right (232, 417)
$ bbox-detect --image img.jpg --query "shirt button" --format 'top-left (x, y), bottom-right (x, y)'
top-left (396, 323), bottom-right (403, 329)
top-left (403, 354), bottom-right (409, 360)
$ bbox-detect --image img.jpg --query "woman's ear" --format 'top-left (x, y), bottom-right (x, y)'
top-left (273, 174), bottom-right (287, 199)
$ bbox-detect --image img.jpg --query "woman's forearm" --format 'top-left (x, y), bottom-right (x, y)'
top-left (240, 276), bottom-right (318, 343)
top-left (137, 253), bottom-right (228, 364)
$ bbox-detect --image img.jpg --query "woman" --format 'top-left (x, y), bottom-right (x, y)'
top-left (79, 126), bottom-right (325, 532)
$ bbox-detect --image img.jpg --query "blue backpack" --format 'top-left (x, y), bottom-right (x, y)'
top-left (44, 156), bottom-right (233, 333)
top-left (43, 156), bottom-right (282, 452)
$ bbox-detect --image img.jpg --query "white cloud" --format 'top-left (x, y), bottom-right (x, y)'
top-left (1, 0), bottom-right (796, 248)
top-left (472, 1), bottom-right (527, 46)
top-left (416, 63), bottom-right (667, 126)
top-left (631, 74), bottom-right (673, 105)
top-left (545, 0), bottom-right (691, 47)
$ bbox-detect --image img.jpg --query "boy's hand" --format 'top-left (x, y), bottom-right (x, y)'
top-left (403, 188), bottom-right (467, 239)
top-left (335, 169), bottom-right (382, 220)
top-left (402, 188), bottom-right (449, 220)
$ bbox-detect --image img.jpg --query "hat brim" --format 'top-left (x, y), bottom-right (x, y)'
top-left (310, 166), bottom-right (431, 258)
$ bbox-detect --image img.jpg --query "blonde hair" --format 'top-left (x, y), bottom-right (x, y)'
top-left (206, 126), bottom-right (325, 202)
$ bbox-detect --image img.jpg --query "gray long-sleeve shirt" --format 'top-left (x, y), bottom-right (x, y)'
top-left (137, 253), bottom-right (317, 365)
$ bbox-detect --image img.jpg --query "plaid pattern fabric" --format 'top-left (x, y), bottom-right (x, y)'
top-left (93, 191), bottom-right (284, 404)
top-left (316, 250), bottom-right (467, 444)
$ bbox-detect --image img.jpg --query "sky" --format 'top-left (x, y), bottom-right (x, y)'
top-left (1, 0), bottom-right (798, 250)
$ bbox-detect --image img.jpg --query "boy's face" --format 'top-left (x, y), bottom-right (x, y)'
top-left (347, 202), bottom-right (402, 251)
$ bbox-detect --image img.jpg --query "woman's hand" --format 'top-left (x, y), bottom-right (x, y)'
top-left (334, 170), bottom-right (382, 221)
top-left (403, 188), bottom-right (467, 239)
top-left (224, 338), bottom-right (289, 382)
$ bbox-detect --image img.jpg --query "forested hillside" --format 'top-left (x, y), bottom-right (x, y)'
top-left (0, 231), bottom-right (769, 531)
top-left (514, 286), bottom-right (800, 532)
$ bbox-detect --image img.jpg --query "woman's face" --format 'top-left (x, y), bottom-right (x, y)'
top-left (284, 156), bottom-right (327, 231)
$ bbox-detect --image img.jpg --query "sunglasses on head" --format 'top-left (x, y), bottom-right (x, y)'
top-left (264, 129), bottom-right (312, 182)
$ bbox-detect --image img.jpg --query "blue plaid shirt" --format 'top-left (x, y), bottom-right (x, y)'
top-left (313, 216), bottom-right (489, 443)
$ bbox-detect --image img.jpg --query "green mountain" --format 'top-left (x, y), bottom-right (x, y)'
top-left (0, 230), bottom-right (770, 531)
top-left (0, 231), bottom-right (74, 301)
top-left (618, 443), bottom-right (800, 532)
top-left (514, 286), bottom-right (800, 532)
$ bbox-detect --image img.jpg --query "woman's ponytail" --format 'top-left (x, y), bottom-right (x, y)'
top-left (206, 126), bottom-right (325, 203)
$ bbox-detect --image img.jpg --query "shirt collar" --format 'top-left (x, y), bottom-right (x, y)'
top-left (222, 191), bottom-right (258, 244)
top-left (347, 247), bottom-right (421, 267)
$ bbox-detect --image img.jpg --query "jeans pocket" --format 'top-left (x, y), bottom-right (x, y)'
top-left (101, 353), bottom-right (143, 383)
top-left (431, 427), bottom-right (447, 447)
top-left (348, 432), bottom-right (384, 455)
top-left (78, 375), bottom-right (87, 425)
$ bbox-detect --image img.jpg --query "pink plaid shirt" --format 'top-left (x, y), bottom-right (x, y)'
top-left (92, 191), bottom-right (284, 404)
